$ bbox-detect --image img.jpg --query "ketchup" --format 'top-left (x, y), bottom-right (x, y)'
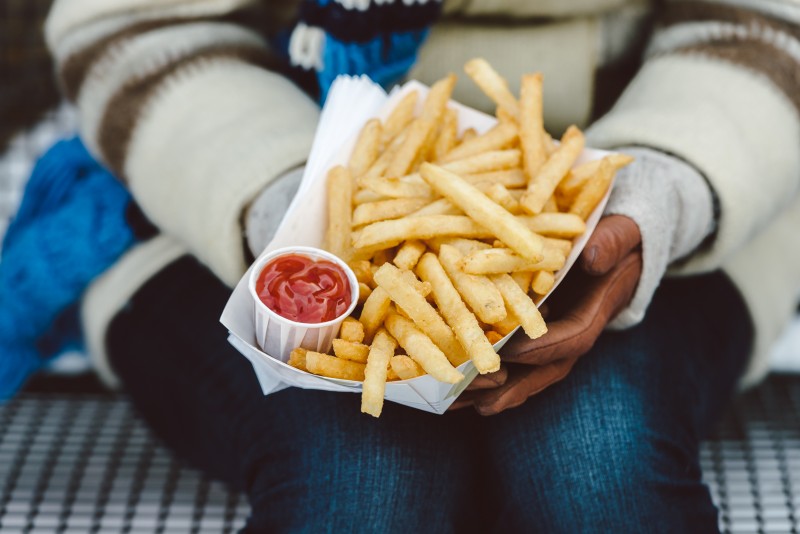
top-left (255, 254), bottom-right (351, 324)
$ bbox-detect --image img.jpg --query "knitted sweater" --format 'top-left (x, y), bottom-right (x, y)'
top-left (46, 0), bottom-right (800, 387)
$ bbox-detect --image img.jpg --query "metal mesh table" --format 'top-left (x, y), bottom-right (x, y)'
top-left (1, 376), bottom-right (800, 533)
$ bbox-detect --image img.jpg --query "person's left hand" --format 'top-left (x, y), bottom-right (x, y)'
top-left (449, 215), bottom-right (643, 415)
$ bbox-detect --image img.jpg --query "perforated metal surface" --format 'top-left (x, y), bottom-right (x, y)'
top-left (3, 378), bottom-right (800, 533)
top-left (0, 394), bottom-right (249, 534)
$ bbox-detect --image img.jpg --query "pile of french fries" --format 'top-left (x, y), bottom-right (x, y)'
top-left (288, 58), bottom-right (632, 417)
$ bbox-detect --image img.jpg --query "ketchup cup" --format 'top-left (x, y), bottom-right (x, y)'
top-left (249, 246), bottom-right (359, 363)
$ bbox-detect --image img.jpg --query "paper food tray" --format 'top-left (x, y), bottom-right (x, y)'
top-left (221, 75), bottom-right (615, 414)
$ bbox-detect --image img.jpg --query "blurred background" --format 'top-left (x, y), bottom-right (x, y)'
top-left (1, 1), bottom-right (800, 533)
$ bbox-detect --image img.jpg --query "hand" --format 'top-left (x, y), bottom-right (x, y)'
top-left (450, 215), bottom-right (643, 415)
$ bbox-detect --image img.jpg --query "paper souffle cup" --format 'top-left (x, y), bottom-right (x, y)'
top-left (249, 246), bottom-right (359, 363)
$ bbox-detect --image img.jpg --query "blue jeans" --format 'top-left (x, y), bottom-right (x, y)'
top-left (108, 256), bottom-right (752, 533)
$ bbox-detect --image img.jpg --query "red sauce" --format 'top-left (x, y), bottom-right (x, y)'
top-left (256, 254), bottom-right (351, 324)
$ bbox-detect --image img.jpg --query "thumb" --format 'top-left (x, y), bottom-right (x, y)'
top-left (580, 215), bottom-right (641, 276)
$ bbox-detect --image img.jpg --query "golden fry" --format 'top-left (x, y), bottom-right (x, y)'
top-left (511, 270), bottom-right (534, 294)
top-left (322, 166), bottom-right (353, 260)
top-left (521, 125), bottom-right (585, 214)
top-left (491, 274), bottom-right (547, 339)
top-left (332, 339), bottom-right (370, 363)
top-left (433, 108), bottom-right (459, 162)
top-left (519, 73), bottom-right (547, 181)
top-left (352, 198), bottom-right (430, 226)
top-left (385, 313), bottom-right (464, 383)
top-left (464, 58), bottom-right (520, 119)
top-left (390, 355), bottom-right (426, 380)
top-left (485, 330), bottom-right (504, 344)
top-left (306, 351), bottom-right (366, 381)
top-left (288, 348), bottom-right (308, 371)
top-left (361, 329), bottom-right (397, 417)
top-left (570, 158), bottom-right (614, 220)
top-left (374, 263), bottom-right (468, 367)
top-left (409, 198), bottom-right (463, 217)
top-left (485, 183), bottom-right (521, 214)
top-left (439, 245), bottom-right (507, 325)
top-left (557, 153), bottom-right (633, 199)
top-left (393, 240), bottom-right (427, 270)
top-left (354, 215), bottom-right (492, 251)
top-left (360, 286), bottom-right (392, 344)
top-left (349, 260), bottom-right (374, 287)
top-left (339, 317), bottom-right (365, 343)
top-left (517, 213), bottom-right (587, 238)
top-left (531, 270), bottom-right (555, 295)
top-left (349, 119), bottom-right (382, 178)
top-left (420, 163), bottom-right (546, 261)
top-left (417, 253), bottom-right (501, 374)
top-left (463, 169), bottom-right (527, 189)
top-left (358, 282), bottom-right (372, 304)
top-left (426, 237), bottom-right (491, 255)
top-left (382, 91), bottom-right (418, 144)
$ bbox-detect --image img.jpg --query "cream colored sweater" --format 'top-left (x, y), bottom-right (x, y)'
top-left (45, 0), bottom-right (800, 388)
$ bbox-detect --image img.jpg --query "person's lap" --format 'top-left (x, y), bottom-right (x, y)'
top-left (107, 255), bottom-right (751, 533)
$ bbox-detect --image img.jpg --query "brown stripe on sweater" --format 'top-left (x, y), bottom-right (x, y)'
top-left (672, 38), bottom-right (800, 113)
top-left (97, 46), bottom-right (280, 179)
top-left (59, 18), bottom-right (210, 102)
top-left (661, 1), bottom-right (800, 41)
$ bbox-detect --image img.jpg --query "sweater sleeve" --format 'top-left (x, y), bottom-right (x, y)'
top-left (586, 0), bottom-right (800, 274)
top-left (45, 0), bottom-right (320, 286)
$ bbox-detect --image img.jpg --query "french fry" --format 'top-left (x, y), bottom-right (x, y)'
top-left (360, 286), bottom-right (392, 344)
top-left (382, 91), bottom-right (418, 144)
top-left (544, 237), bottom-right (573, 256)
top-left (542, 195), bottom-right (559, 213)
top-left (360, 129), bottom-right (407, 184)
top-left (421, 73), bottom-right (457, 123)
top-left (459, 247), bottom-right (566, 275)
top-left (441, 122), bottom-right (518, 163)
top-left (570, 158), bottom-right (614, 220)
top-left (399, 269), bottom-right (432, 297)
top-left (444, 149), bottom-right (521, 174)
top-left (390, 355), bottom-right (426, 380)
top-left (306, 351), bottom-right (366, 381)
top-left (439, 245), bottom-right (507, 324)
top-left (332, 339), bottom-right (370, 363)
top-left (544, 133), bottom-right (557, 155)
top-left (352, 198), bottom-right (431, 226)
top-left (417, 253), bottom-right (501, 373)
top-left (557, 153), bottom-right (633, 199)
top-left (339, 317), bottom-right (365, 343)
top-left (322, 166), bottom-right (353, 260)
top-left (433, 108), bottom-right (459, 162)
top-left (288, 348), bottom-right (308, 371)
top-left (420, 163), bottom-right (546, 262)
top-left (385, 117), bottom-right (436, 179)
top-left (358, 283), bottom-right (372, 305)
top-left (372, 248), bottom-right (394, 266)
top-left (491, 274), bottom-right (547, 339)
top-left (517, 213), bottom-right (586, 238)
top-left (385, 313), bottom-right (464, 383)
top-left (519, 73), bottom-right (547, 181)
top-left (492, 311), bottom-right (520, 335)
top-left (496, 106), bottom-right (516, 124)
top-left (361, 329), bottom-right (397, 417)
top-left (521, 125), bottom-right (585, 214)
top-left (354, 215), bottom-right (493, 251)
top-left (393, 240), bottom-right (427, 270)
top-left (349, 119), bottom-right (382, 178)
top-left (531, 270), bottom-right (555, 295)
top-left (374, 263), bottom-right (469, 367)
top-left (387, 364), bottom-right (401, 381)
top-left (353, 189), bottom-right (388, 205)
top-left (464, 58), bottom-right (520, 119)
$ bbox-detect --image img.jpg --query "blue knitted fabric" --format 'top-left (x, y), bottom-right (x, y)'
top-left (280, 0), bottom-right (441, 101)
top-left (0, 138), bottom-right (136, 398)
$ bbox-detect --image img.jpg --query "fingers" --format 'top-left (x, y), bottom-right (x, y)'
top-left (500, 252), bottom-right (642, 366)
top-left (474, 358), bottom-right (577, 416)
top-left (580, 215), bottom-right (641, 276)
top-left (466, 365), bottom-right (508, 390)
